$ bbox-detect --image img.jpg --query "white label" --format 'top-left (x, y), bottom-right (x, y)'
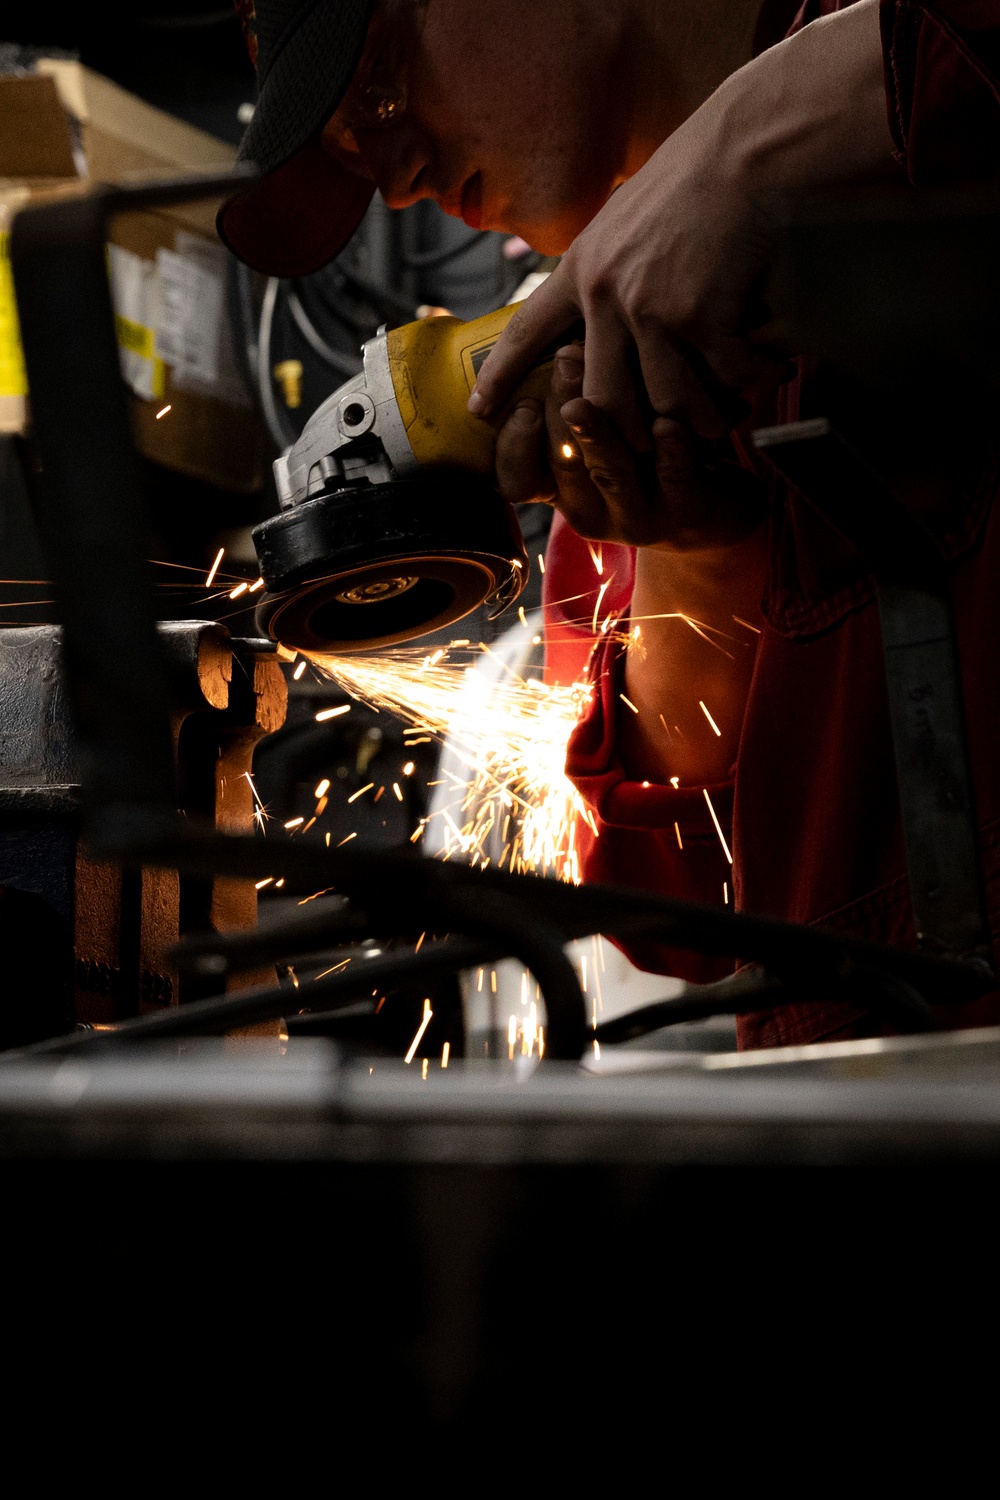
top-left (156, 233), bottom-right (250, 407)
top-left (106, 242), bottom-right (162, 401)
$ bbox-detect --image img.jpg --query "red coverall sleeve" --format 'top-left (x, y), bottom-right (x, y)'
top-left (881, 0), bottom-right (1000, 179)
top-left (564, 633), bottom-right (735, 983)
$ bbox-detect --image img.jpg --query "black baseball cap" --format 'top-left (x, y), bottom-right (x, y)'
top-left (219, 0), bottom-right (377, 276)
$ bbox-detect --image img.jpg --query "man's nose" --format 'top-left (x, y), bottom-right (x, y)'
top-left (358, 126), bottom-right (431, 210)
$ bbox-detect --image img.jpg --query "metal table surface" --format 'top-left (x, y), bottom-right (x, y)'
top-left (3, 1024), bottom-right (1000, 1163)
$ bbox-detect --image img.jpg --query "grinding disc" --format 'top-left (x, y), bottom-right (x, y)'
top-left (253, 472), bottom-right (528, 653)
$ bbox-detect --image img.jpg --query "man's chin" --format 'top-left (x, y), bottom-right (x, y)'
top-left (495, 215), bottom-right (577, 256)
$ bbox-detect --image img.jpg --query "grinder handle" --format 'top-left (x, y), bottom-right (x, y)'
top-left (387, 302), bottom-right (553, 479)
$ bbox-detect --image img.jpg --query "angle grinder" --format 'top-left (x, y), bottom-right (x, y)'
top-left (252, 302), bottom-right (552, 653)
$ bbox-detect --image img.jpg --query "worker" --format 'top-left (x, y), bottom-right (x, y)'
top-left (220, 0), bottom-right (1000, 1046)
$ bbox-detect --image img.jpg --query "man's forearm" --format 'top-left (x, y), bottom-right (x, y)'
top-left (618, 0), bottom-right (893, 789)
top-left (619, 528), bottom-right (768, 785)
top-left (705, 0), bottom-right (893, 191)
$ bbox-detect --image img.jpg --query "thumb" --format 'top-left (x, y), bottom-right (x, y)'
top-left (469, 265), bottom-right (581, 416)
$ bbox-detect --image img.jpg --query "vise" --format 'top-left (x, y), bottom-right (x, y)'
top-left (0, 622), bottom-right (287, 1046)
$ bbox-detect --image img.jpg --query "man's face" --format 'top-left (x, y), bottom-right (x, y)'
top-left (323, 0), bottom-right (630, 254)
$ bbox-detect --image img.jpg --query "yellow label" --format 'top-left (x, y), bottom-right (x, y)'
top-left (114, 313), bottom-right (155, 360)
top-left (0, 239), bottom-right (165, 407)
top-left (0, 233), bottom-right (28, 399)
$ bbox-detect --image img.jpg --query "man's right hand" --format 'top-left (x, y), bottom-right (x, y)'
top-left (495, 343), bottom-right (766, 552)
top-left (474, 0), bottom-right (894, 448)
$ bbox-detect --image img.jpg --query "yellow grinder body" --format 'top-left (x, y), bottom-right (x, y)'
top-left (253, 302), bottom-right (553, 654)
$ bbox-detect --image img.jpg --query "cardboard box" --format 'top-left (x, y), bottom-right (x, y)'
top-left (0, 62), bottom-right (265, 493)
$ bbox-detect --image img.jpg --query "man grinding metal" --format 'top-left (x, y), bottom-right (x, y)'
top-left (220, 0), bottom-right (1000, 1048)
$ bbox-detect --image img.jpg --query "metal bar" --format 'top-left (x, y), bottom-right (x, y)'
top-left (145, 828), bottom-right (990, 1006)
top-left (13, 936), bottom-right (493, 1057)
top-left (596, 967), bottom-right (934, 1043)
top-left (753, 419), bottom-right (993, 969)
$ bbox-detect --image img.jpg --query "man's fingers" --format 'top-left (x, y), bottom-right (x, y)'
top-left (561, 396), bottom-right (642, 498)
top-left (653, 415), bottom-right (767, 545)
top-left (546, 345), bottom-right (585, 462)
top-left (494, 400), bottom-right (555, 506)
top-left (470, 268), bottom-right (580, 416)
top-left (651, 416), bottom-right (700, 490)
top-left (578, 316), bottom-right (652, 453)
top-left (634, 328), bottom-right (739, 440)
top-left (698, 331), bottom-right (794, 394)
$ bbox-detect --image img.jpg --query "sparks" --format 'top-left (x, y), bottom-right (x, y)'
top-left (591, 579), bottom-right (610, 634)
top-left (229, 581), bottom-right (249, 599)
top-left (293, 660), bottom-right (307, 681)
top-left (155, 404), bottom-right (172, 419)
top-left (244, 771), bottom-right (270, 828)
top-left (347, 782), bottom-right (375, 804)
top-left (315, 705), bottom-right (350, 721)
top-left (205, 548), bottom-right (225, 587)
top-left (314, 779), bottom-right (331, 799)
top-left (249, 577), bottom-right (265, 593)
top-left (674, 821), bottom-right (683, 850)
top-left (405, 999), bottom-right (433, 1064)
top-left (699, 700), bottom-right (722, 737)
top-left (702, 787), bottom-right (733, 865)
top-left (402, 761), bottom-right (415, 777)
top-left (620, 694), bottom-right (639, 714)
top-left (441, 1042), bottom-right (450, 1069)
top-left (305, 640), bottom-right (595, 882)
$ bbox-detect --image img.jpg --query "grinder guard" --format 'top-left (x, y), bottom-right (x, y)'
top-left (253, 471), bottom-right (528, 654)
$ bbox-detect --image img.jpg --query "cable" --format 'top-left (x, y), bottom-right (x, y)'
top-left (286, 285), bottom-right (363, 378)
top-left (257, 276), bottom-right (298, 451)
top-left (225, 256), bottom-right (259, 399)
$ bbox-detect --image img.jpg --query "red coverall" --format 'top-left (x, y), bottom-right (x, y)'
top-left (545, 0), bottom-right (1000, 1047)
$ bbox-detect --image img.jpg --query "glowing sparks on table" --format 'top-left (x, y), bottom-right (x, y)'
top-left (405, 999), bottom-right (434, 1064)
top-left (306, 641), bottom-right (595, 883)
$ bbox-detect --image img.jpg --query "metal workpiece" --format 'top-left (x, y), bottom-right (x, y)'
top-left (0, 623), bottom-right (287, 1037)
top-left (0, 627), bottom-right (79, 811)
top-left (6, 1025), bottom-right (1000, 1163)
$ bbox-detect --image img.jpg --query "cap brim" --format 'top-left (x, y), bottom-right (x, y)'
top-left (218, 136), bottom-right (375, 278)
